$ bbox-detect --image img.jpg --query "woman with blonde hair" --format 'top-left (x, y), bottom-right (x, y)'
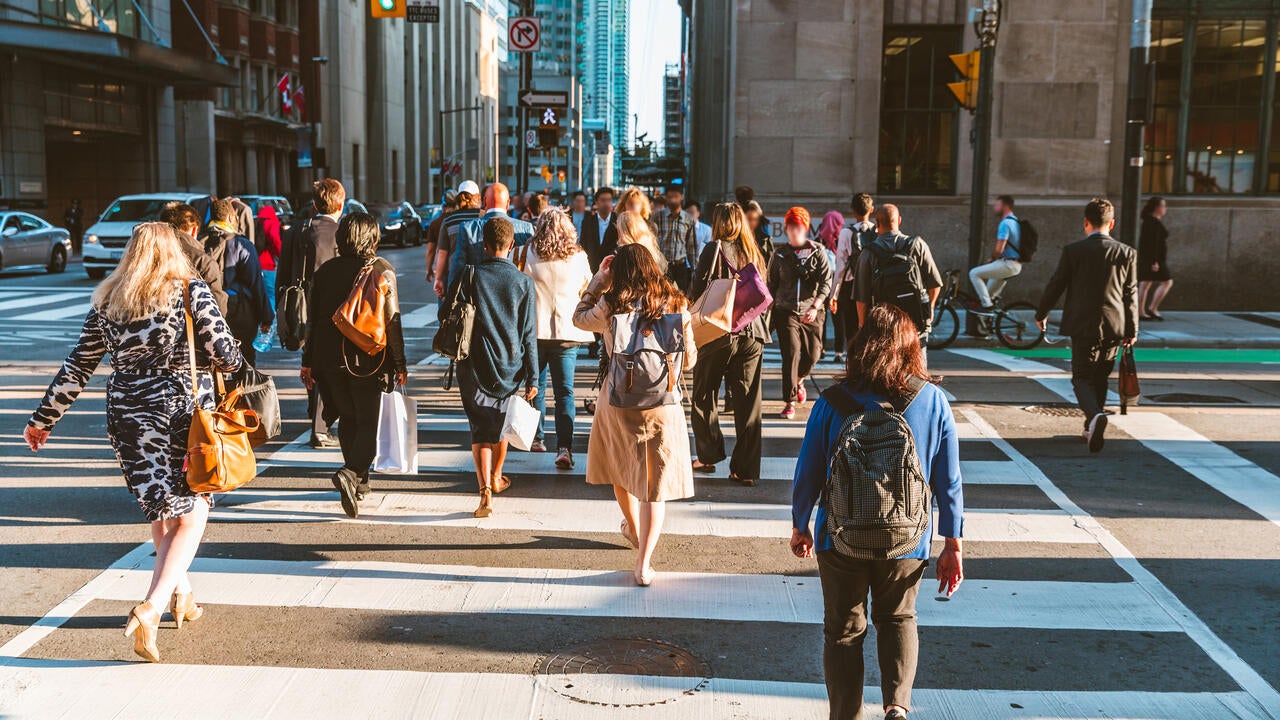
top-left (614, 210), bottom-right (667, 272)
top-left (600, 186), bottom-right (653, 259)
top-left (25, 221), bottom-right (242, 662)
top-left (688, 203), bottom-right (772, 485)
top-left (522, 207), bottom-right (594, 464)
top-left (574, 244), bottom-right (698, 586)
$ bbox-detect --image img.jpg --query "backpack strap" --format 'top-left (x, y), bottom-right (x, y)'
top-left (885, 375), bottom-right (928, 414)
top-left (821, 376), bottom-right (928, 416)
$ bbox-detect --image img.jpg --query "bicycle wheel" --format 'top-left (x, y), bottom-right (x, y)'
top-left (927, 304), bottom-right (960, 350)
top-left (995, 301), bottom-right (1044, 350)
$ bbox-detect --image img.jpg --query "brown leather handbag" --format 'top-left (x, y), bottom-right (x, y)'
top-left (332, 259), bottom-right (389, 356)
top-left (183, 284), bottom-right (260, 494)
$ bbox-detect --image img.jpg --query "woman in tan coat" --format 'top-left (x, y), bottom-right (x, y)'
top-left (574, 244), bottom-right (697, 587)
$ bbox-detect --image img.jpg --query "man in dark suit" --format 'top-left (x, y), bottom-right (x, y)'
top-left (578, 186), bottom-right (616, 272)
top-left (278, 178), bottom-right (345, 448)
top-left (1036, 198), bottom-right (1138, 453)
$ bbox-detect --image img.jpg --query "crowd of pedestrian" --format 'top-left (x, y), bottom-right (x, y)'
top-left (26, 169), bottom-right (1162, 720)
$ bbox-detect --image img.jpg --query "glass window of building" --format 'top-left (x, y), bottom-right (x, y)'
top-left (878, 27), bottom-right (962, 195)
top-left (1146, 3), bottom-right (1280, 194)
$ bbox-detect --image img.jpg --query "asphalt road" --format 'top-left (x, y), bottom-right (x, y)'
top-left (0, 247), bottom-right (1278, 719)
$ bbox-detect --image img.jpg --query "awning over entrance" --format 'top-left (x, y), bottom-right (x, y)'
top-left (0, 20), bottom-right (237, 87)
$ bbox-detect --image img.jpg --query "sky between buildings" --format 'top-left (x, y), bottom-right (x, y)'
top-left (628, 0), bottom-right (681, 151)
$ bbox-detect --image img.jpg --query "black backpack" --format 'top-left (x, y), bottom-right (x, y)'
top-left (1016, 217), bottom-right (1039, 262)
top-left (868, 236), bottom-right (929, 332)
top-left (277, 219), bottom-right (313, 352)
top-left (820, 378), bottom-right (930, 560)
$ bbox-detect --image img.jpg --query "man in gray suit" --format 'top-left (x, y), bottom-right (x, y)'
top-left (1036, 198), bottom-right (1138, 453)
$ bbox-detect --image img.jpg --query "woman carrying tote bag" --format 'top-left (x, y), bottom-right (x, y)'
top-left (688, 203), bottom-right (771, 486)
top-left (24, 222), bottom-right (243, 663)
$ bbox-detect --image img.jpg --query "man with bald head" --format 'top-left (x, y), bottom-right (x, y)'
top-left (853, 203), bottom-right (943, 355)
top-left (439, 182), bottom-right (534, 293)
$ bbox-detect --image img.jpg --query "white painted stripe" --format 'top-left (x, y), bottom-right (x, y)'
top-left (398, 303), bottom-right (438, 327)
top-left (963, 409), bottom-right (1280, 716)
top-left (960, 460), bottom-right (1036, 485)
top-left (91, 556), bottom-right (1181, 631)
top-left (1109, 412), bottom-right (1280, 529)
top-left (0, 543), bottom-right (152, 662)
top-left (969, 347), bottom-right (1280, 529)
top-left (213, 490), bottom-right (1100, 544)
top-left (0, 661), bottom-right (1269, 720)
top-left (949, 348), bottom-right (1061, 374)
top-left (11, 300), bottom-right (93, 322)
top-left (0, 291), bottom-right (85, 313)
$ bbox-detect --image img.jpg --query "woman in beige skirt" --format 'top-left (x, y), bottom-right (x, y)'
top-left (574, 244), bottom-right (697, 586)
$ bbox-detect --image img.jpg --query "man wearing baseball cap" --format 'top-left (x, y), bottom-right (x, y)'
top-left (430, 180), bottom-right (484, 296)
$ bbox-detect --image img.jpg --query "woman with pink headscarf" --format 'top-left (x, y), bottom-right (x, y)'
top-left (817, 211), bottom-right (846, 360)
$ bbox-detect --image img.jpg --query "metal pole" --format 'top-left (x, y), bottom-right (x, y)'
top-left (516, 0), bottom-right (533, 195)
top-left (1120, 0), bottom-right (1153, 247)
top-left (966, 0), bottom-right (1000, 276)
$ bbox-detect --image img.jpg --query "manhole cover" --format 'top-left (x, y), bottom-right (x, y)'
top-left (1146, 393), bottom-right (1244, 404)
top-left (534, 638), bottom-right (711, 707)
top-left (1022, 404), bottom-right (1081, 417)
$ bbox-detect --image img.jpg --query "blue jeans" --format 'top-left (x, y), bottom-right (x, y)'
top-left (262, 269), bottom-right (277, 311)
top-left (534, 340), bottom-right (580, 450)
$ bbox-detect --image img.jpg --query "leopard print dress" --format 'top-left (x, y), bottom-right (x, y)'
top-left (30, 279), bottom-right (243, 521)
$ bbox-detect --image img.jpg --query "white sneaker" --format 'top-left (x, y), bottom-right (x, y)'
top-left (1086, 413), bottom-right (1108, 453)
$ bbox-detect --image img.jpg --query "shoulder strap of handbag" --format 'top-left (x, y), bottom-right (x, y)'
top-left (183, 280), bottom-right (199, 399)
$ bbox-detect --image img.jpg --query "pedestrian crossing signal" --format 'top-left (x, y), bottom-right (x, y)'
top-left (371, 0), bottom-right (405, 18)
top-left (948, 51), bottom-right (980, 111)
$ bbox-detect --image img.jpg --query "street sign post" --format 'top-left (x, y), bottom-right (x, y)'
top-left (508, 17), bottom-right (541, 53)
top-left (519, 89), bottom-right (568, 109)
top-left (406, 0), bottom-right (439, 22)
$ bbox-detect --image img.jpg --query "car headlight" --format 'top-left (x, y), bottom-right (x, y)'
top-left (85, 234), bottom-right (99, 245)
top-left (385, 222), bottom-right (402, 230)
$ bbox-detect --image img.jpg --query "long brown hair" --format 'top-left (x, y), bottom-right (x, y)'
top-left (605, 244), bottom-right (685, 320)
top-left (839, 305), bottom-right (928, 397)
top-left (710, 202), bottom-right (765, 268)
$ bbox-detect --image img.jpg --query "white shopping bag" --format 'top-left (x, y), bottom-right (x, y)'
top-left (373, 391), bottom-right (418, 474)
top-left (500, 394), bottom-right (539, 452)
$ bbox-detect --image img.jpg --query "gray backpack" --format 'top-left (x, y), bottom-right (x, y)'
top-left (607, 308), bottom-right (685, 410)
top-left (820, 377), bottom-right (930, 559)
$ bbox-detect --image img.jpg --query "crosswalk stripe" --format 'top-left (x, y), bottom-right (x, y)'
top-left (11, 300), bottom-right (94, 322)
top-left (212, 490), bottom-right (1101, 544)
top-left (0, 660), bottom-right (1269, 720)
top-left (0, 291), bottom-right (85, 313)
top-left (92, 556), bottom-right (1182, 631)
top-left (398, 303), bottom-right (438, 327)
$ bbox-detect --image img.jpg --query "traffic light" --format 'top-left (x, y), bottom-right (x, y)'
top-left (371, 0), bottom-right (404, 19)
top-left (540, 166), bottom-right (552, 182)
top-left (948, 51), bottom-right (980, 111)
top-left (537, 127), bottom-right (558, 148)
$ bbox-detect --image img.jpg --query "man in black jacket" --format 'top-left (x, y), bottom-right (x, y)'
top-left (578, 186), bottom-right (616, 272)
top-left (1036, 198), bottom-right (1138, 453)
top-left (278, 179), bottom-right (345, 448)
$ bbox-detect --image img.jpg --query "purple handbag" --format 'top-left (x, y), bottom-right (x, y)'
top-left (729, 256), bottom-right (773, 333)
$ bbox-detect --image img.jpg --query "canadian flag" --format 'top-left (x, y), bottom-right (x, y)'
top-left (292, 84), bottom-right (306, 122)
top-left (276, 74), bottom-right (293, 115)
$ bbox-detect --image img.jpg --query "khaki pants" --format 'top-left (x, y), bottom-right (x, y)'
top-left (817, 551), bottom-right (927, 720)
top-left (969, 258), bottom-right (1022, 307)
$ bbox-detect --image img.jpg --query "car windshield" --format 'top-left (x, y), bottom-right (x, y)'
top-left (100, 199), bottom-right (175, 223)
top-left (371, 206), bottom-right (403, 222)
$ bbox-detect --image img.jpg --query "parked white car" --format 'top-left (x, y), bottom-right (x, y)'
top-left (83, 193), bottom-right (209, 279)
top-left (0, 212), bottom-right (72, 274)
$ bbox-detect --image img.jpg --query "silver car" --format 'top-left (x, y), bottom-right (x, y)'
top-left (0, 211), bottom-right (72, 274)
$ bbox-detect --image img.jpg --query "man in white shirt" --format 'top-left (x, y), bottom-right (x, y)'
top-left (689, 200), bottom-right (713, 261)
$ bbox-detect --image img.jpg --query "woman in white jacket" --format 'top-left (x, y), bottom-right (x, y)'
top-left (522, 208), bottom-right (596, 466)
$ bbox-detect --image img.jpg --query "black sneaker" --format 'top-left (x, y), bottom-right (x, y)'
top-left (355, 480), bottom-right (371, 501)
top-left (885, 709), bottom-right (908, 720)
top-left (1086, 413), bottom-right (1108, 453)
top-left (332, 468), bottom-right (360, 518)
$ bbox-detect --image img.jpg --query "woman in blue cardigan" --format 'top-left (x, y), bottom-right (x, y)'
top-left (791, 304), bottom-right (965, 720)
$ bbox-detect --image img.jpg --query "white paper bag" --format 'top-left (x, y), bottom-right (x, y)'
top-left (500, 394), bottom-right (539, 452)
top-left (374, 391), bottom-right (418, 474)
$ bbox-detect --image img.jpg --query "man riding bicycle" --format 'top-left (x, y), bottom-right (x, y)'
top-left (969, 195), bottom-right (1024, 315)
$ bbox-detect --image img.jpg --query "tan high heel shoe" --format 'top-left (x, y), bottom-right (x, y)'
top-left (123, 602), bottom-right (161, 662)
top-left (170, 592), bottom-right (204, 630)
top-left (474, 488), bottom-right (493, 518)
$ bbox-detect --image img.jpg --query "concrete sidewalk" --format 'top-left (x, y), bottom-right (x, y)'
top-left (951, 311), bottom-right (1280, 349)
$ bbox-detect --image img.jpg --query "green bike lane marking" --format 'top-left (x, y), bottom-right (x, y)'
top-left (993, 347), bottom-right (1280, 364)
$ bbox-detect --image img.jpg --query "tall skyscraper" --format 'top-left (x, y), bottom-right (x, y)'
top-left (584, 0), bottom-right (628, 177)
